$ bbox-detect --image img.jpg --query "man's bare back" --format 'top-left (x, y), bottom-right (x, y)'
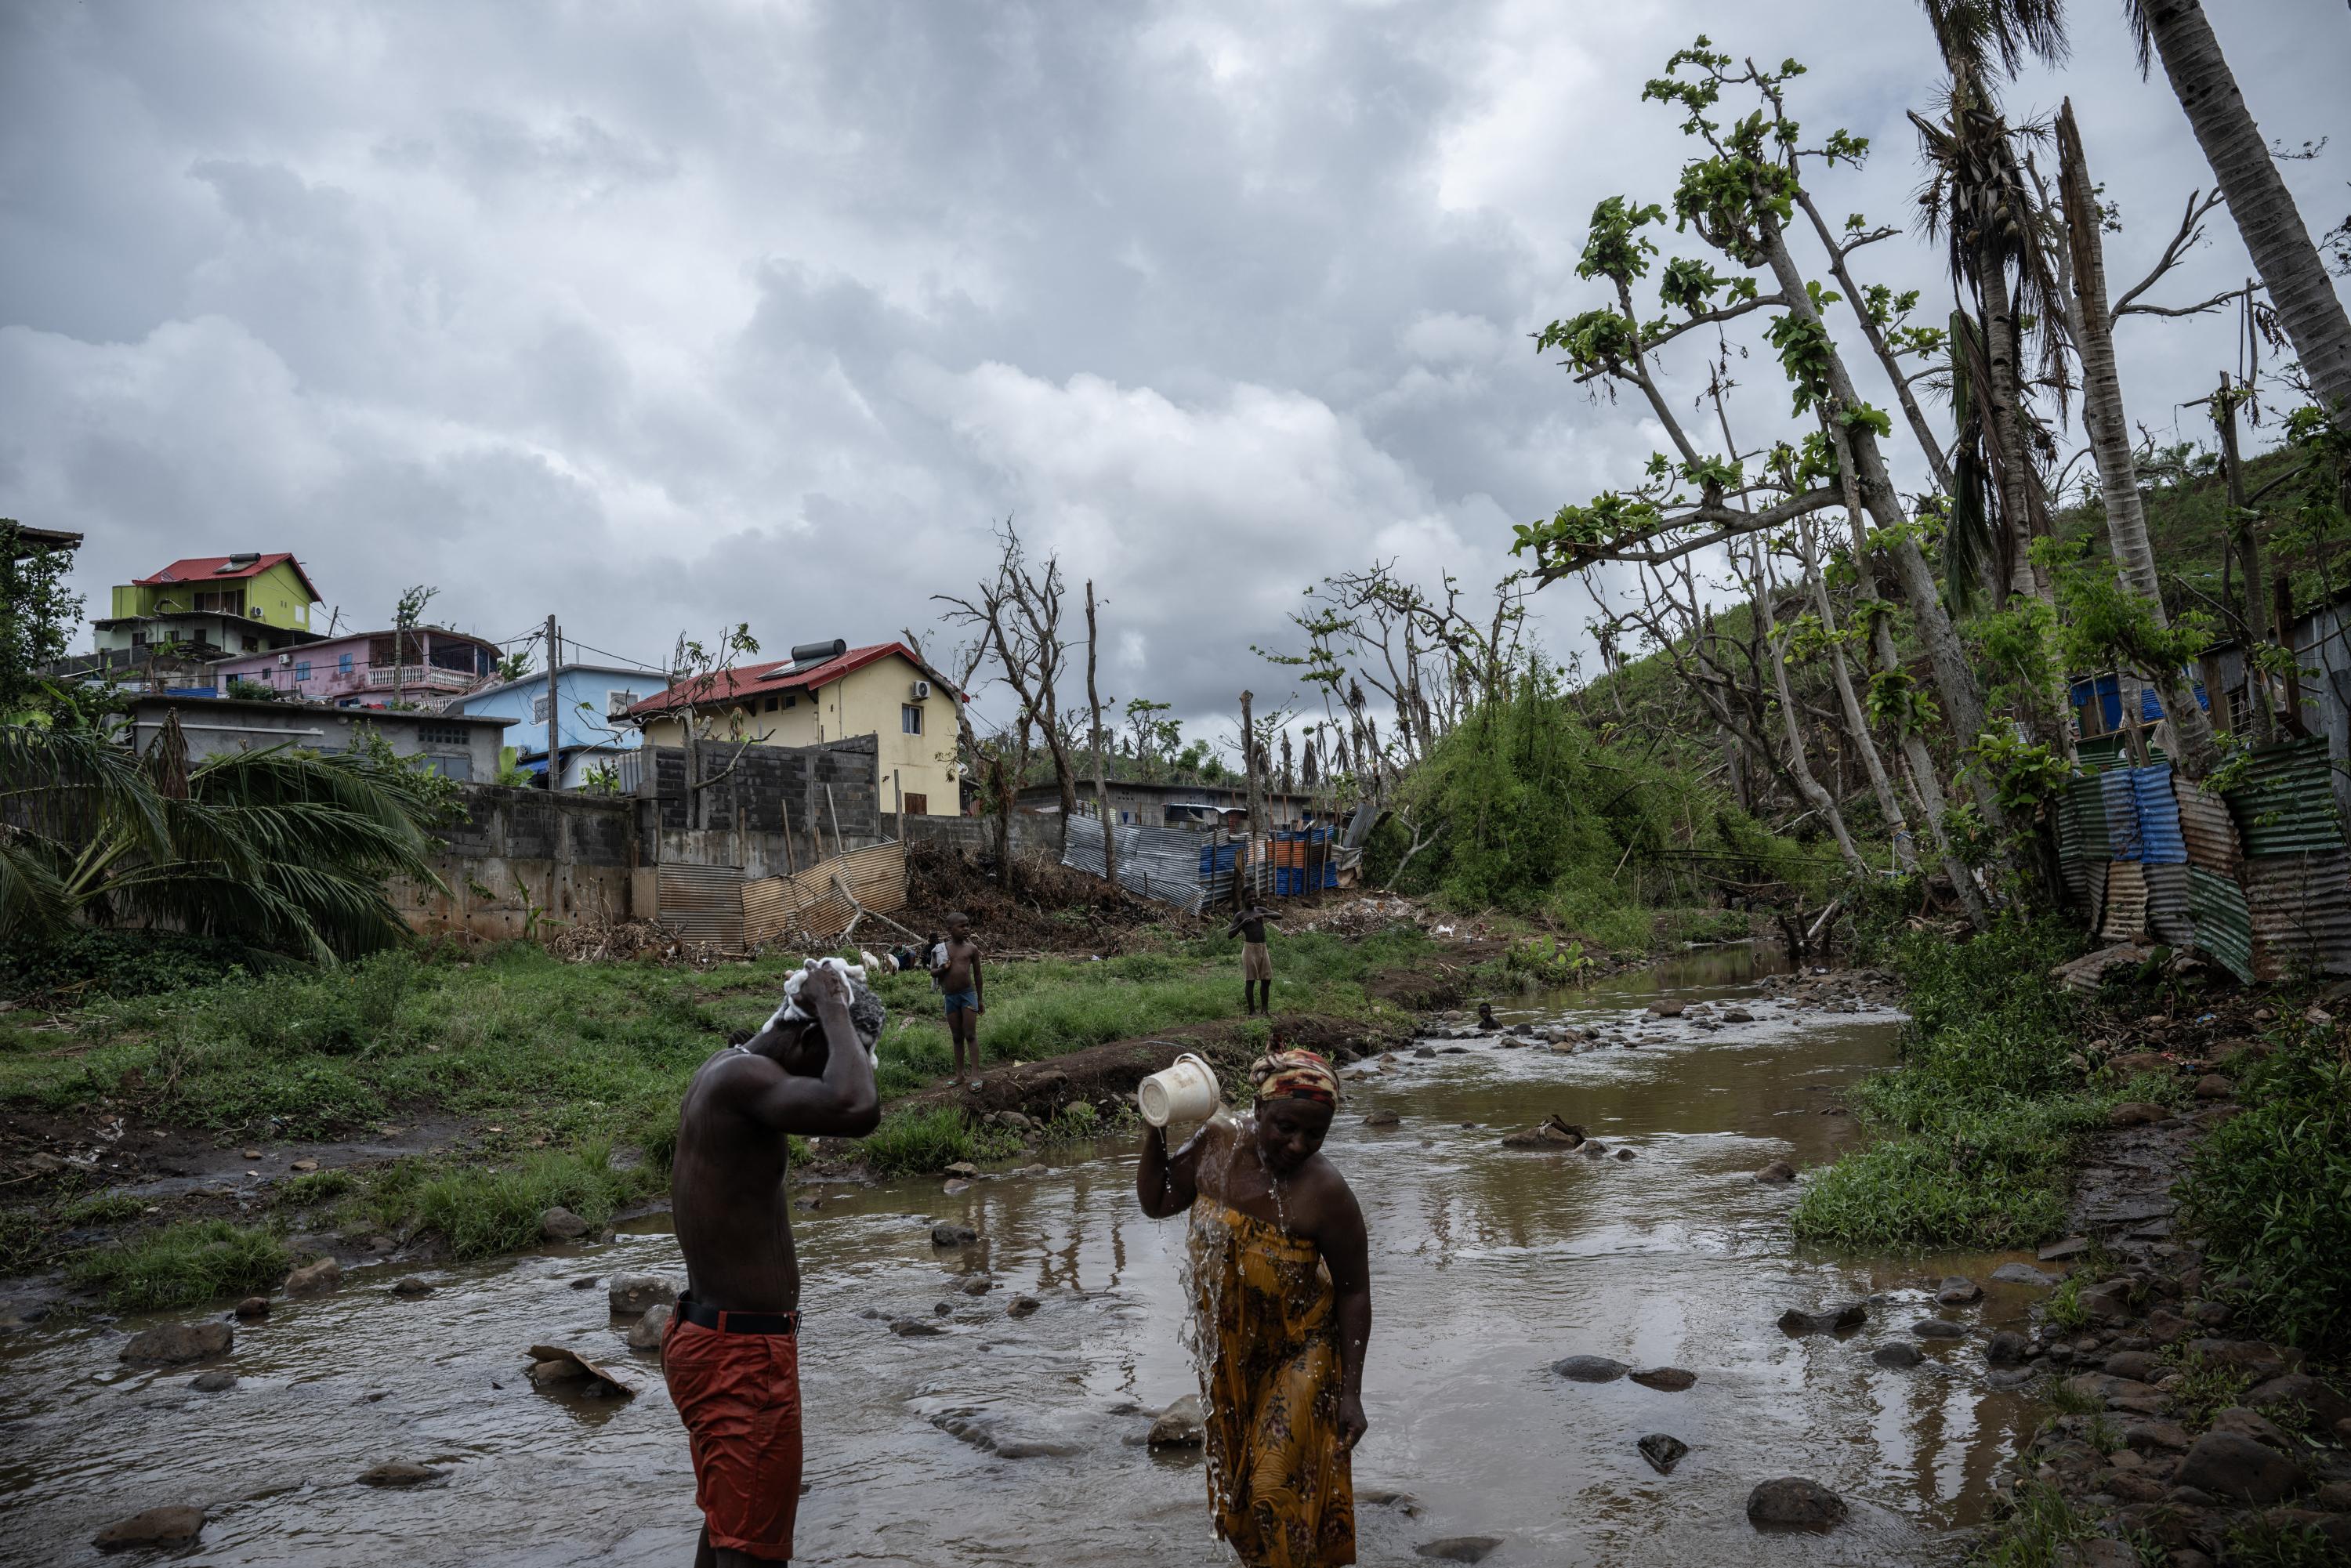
top-left (669, 967), bottom-right (881, 1310)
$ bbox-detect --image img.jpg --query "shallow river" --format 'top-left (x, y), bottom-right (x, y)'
top-left (0, 950), bottom-right (2062, 1566)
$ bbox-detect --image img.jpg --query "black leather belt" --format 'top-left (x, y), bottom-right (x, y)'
top-left (676, 1294), bottom-right (799, 1335)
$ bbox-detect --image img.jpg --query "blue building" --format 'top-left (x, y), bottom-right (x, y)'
top-left (447, 662), bottom-right (667, 789)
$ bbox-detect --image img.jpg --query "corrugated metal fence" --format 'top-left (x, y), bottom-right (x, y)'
top-left (2059, 741), bottom-right (2351, 982)
top-left (1061, 817), bottom-right (1211, 915)
top-left (1061, 817), bottom-right (1360, 914)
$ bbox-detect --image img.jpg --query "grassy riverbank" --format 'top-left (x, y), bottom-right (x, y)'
top-left (1, 926), bottom-right (1436, 1306)
top-left (1791, 918), bottom-right (2159, 1251)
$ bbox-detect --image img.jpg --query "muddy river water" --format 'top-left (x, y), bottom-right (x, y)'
top-left (1, 949), bottom-right (2066, 1566)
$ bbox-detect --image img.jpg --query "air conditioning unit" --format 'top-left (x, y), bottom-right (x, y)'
top-left (910, 679), bottom-right (932, 700)
top-left (277, 653), bottom-right (293, 666)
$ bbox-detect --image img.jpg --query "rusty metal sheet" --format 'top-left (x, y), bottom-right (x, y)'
top-left (2175, 781), bottom-right (2242, 875)
top-left (744, 841), bottom-right (909, 944)
top-left (2143, 862), bottom-right (2193, 947)
top-left (2100, 772), bottom-right (2143, 863)
top-left (2243, 851), bottom-right (2351, 980)
top-left (2227, 737), bottom-right (2346, 857)
top-left (655, 862), bottom-right (744, 950)
top-left (1062, 816), bottom-right (1208, 914)
top-left (2099, 861), bottom-right (2147, 943)
top-left (2187, 866), bottom-right (2254, 983)
top-left (2132, 766), bottom-right (2186, 865)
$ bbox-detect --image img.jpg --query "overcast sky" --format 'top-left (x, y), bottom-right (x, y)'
top-left (5, 0), bottom-right (2346, 746)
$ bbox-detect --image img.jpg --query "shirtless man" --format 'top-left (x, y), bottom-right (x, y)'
top-left (665, 963), bottom-right (881, 1566)
top-left (1226, 904), bottom-right (1281, 1015)
top-left (1137, 1049), bottom-right (1371, 1565)
top-left (931, 911), bottom-right (985, 1085)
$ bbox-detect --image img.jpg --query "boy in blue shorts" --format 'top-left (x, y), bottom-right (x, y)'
top-left (932, 911), bottom-right (986, 1086)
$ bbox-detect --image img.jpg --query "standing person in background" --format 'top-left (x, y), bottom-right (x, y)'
top-left (665, 963), bottom-right (882, 1567)
top-left (1227, 903), bottom-right (1281, 1015)
top-left (1135, 1048), bottom-right (1369, 1567)
top-left (933, 911), bottom-right (985, 1085)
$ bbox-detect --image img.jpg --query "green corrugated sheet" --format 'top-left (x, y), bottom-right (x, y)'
top-left (2188, 865), bottom-right (2255, 983)
top-left (2224, 737), bottom-right (2346, 857)
top-left (2075, 737), bottom-right (2168, 773)
top-left (2063, 775), bottom-right (2110, 861)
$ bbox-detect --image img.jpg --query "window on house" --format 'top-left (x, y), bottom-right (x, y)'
top-left (295, 661), bottom-right (311, 680)
top-left (531, 693), bottom-right (549, 724)
top-left (339, 652), bottom-right (353, 675)
top-left (242, 637), bottom-right (258, 652)
top-left (904, 793), bottom-right (929, 815)
top-left (418, 754), bottom-right (473, 781)
top-left (610, 690), bottom-right (639, 715)
top-left (901, 704), bottom-right (923, 734)
top-left (780, 692), bottom-right (797, 709)
top-left (764, 697), bottom-right (778, 712)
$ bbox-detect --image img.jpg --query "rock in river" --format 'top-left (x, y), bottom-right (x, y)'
top-left (1005, 1295), bottom-right (1041, 1319)
top-left (1984, 1331), bottom-right (2031, 1366)
top-left (539, 1206), bottom-right (590, 1241)
top-left (932, 1223), bottom-right (977, 1248)
top-left (1745, 1477), bottom-right (1846, 1531)
top-left (120, 1321), bottom-right (231, 1365)
top-left (357, 1462), bottom-right (439, 1487)
top-left (284, 1258), bottom-right (342, 1296)
top-left (1147, 1395), bottom-right (1204, 1448)
top-left (1935, 1276), bottom-right (1983, 1305)
top-left (1991, 1262), bottom-right (2058, 1287)
top-left (890, 1318), bottom-right (947, 1338)
top-left (607, 1274), bottom-right (678, 1316)
top-left (234, 1296), bottom-right (270, 1319)
top-left (1362, 1110), bottom-right (1401, 1128)
top-left (1638, 1433), bottom-right (1689, 1475)
top-left (1628, 1367), bottom-right (1696, 1392)
top-left (92, 1506), bottom-right (205, 1553)
top-left (1414, 1539), bottom-right (1502, 1563)
top-left (1872, 1343), bottom-right (1923, 1370)
top-left (1911, 1318), bottom-right (1966, 1339)
top-left (188, 1371), bottom-right (237, 1392)
top-left (1551, 1355), bottom-right (1629, 1383)
top-left (627, 1303), bottom-right (672, 1350)
top-left (1754, 1161), bottom-right (1796, 1184)
top-left (1778, 1303), bottom-right (1865, 1336)
top-left (1648, 1001), bottom-right (1686, 1017)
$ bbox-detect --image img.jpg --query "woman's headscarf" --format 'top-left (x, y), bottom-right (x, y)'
top-left (1250, 1048), bottom-right (1339, 1107)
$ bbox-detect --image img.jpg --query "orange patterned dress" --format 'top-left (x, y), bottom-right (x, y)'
top-left (1187, 1203), bottom-right (1357, 1568)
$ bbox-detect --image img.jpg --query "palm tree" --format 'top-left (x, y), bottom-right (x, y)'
top-left (1, 714), bottom-right (447, 962)
top-left (2054, 98), bottom-right (2221, 777)
top-left (1950, 1), bottom-right (2351, 428)
top-left (2131, 1), bottom-right (2351, 428)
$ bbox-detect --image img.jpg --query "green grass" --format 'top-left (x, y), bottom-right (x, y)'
top-left (2160, 1347), bottom-right (2255, 1429)
top-left (2179, 1025), bottom-right (2351, 1359)
top-left (1793, 918), bottom-right (2107, 1252)
top-left (68, 1220), bottom-right (290, 1311)
top-left (2, 928), bottom-right (1424, 1280)
top-left (63, 1193), bottom-right (148, 1226)
top-left (1969, 1481), bottom-right (2100, 1567)
top-left (2220, 1515), bottom-right (2342, 1568)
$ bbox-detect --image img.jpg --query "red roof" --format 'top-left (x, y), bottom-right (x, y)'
top-left (138, 552), bottom-right (321, 603)
top-left (627, 642), bottom-right (954, 718)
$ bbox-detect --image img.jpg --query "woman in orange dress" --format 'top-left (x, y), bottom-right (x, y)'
top-left (1137, 1050), bottom-right (1371, 1568)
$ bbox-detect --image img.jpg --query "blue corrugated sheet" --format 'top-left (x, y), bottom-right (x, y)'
top-left (2069, 673), bottom-right (2208, 731)
top-left (2131, 765), bottom-right (2186, 864)
top-left (2100, 770), bottom-right (2143, 863)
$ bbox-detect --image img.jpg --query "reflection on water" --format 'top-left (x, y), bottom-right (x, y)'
top-left (0, 948), bottom-right (2051, 1566)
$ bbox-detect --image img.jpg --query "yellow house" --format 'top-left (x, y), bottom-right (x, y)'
top-left (628, 640), bottom-right (963, 815)
top-left (98, 552), bottom-right (322, 659)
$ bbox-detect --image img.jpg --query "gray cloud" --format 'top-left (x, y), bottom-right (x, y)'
top-left (3, 0), bottom-right (2346, 750)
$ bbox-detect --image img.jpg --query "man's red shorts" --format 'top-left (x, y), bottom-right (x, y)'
top-left (664, 1310), bottom-right (802, 1561)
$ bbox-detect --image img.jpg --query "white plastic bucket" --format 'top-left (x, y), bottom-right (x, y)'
top-left (1138, 1052), bottom-right (1221, 1127)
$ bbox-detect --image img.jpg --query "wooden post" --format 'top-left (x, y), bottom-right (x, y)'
top-left (2275, 575), bottom-right (2307, 737)
top-left (544, 614), bottom-right (560, 792)
top-left (1085, 579), bottom-right (1117, 887)
top-left (894, 769), bottom-right (904, 844)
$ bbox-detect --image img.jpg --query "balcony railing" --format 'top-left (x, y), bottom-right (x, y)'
top-left (365, 665), bottom-right (478, 693)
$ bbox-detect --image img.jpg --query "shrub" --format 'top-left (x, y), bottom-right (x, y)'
top-left (394, 1143), bottom-right (644, 1260)
top-left (69, 1221), bottom-right (291, 1310)
top-left (2180, 1038), bottom-right (2351, 1358)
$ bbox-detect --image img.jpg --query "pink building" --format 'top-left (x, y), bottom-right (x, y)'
top-left (212, 625), bottom-right (502, 708)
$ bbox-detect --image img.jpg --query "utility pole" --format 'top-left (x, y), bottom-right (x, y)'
top-left (545, 614), bottom-right (560, 792)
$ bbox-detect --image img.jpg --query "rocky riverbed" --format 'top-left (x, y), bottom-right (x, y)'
top-left (0, 947), bottom-right (2201, 1566)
